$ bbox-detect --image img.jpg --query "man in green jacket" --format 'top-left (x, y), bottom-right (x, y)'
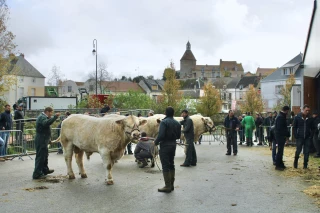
top-left (32, 107), bottom-right (60, 179)
top-left (242, 112), bottom-right (255, 146)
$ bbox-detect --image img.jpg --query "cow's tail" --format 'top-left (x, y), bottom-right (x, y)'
top-left (51, 136), bottom-right (61, 143)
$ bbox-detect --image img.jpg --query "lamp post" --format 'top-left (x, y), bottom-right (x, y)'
top-left (92, 39), bottom-right (98, 96)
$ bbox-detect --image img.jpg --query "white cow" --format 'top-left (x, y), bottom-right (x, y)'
top-left (139, 114), bottom-right (166, 138)
top-left (60, 114), bottom-right (147, 185)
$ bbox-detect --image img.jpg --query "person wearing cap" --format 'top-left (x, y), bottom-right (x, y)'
top-left (148, 110), bottom-right (154, 117)
top-left (224, 110), bottom-right (240, 155)
top-left (14, 103), bottom-right (25, 144)
top-left (180, 109), bottom-right (197, 167)
top-left (293, 104), bottom-right (312, 169)
top-left (274, 106), bottom-right (291, 171)
top-left (100, 104), bottom-right (110, 116)
top-left (312, 111), bottom-right (320, 158)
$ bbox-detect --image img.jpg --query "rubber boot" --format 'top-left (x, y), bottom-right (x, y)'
top-left (170, 169), bottom-right (175, 191)
top-left (293, 157), bottom-right (299, 169)
top-left (250, 138), bottom-right (253, 147)
top-left (303, 160), bottom-right (308, 169)
top-left (158, 172), bottom-right (172, 193)
top-left (246, 138), bottom-right (249, 146)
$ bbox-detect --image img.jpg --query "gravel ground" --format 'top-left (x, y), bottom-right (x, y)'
top-left (0, 138), bottom-right (318, 213)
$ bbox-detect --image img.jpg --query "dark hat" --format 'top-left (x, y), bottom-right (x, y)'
top-left (282, 106), bottom-right (290, 111)
top-left (273, 111), bottom-right (277, 114)
top-left (181, 109), bottom-right (188, 113)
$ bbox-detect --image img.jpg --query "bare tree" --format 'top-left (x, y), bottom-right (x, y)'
top-left (88, 62), bottom-right (112, 94)
top-left (47, 65), bottom-right (64, 86)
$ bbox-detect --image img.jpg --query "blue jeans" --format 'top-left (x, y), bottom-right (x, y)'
top-left (295, 138), bottom-right (310, 163)
top-left (0, 131), bottom-right (10, 156)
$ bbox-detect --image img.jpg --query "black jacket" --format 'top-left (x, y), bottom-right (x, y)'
top-left (224, 116), bottom-right (240, 131)
top-left (312, 115), bottom-right (320, 138)
top-left (255, 116), bottom-right (263, 127)
top-left (293, 112), bottom-right (313, 139)
top-left (14, 110), bottom-right (24, 121)
top-left (264, 116), bottom-right (273, 127)
top-left (275, 111), bottom-right (290, 137)
top-left (0, 111), bottom-right (13, 130)
top-left (180, 116), bottom-right (194, 142)
top-left (154, 117), bottom-right (181, 146)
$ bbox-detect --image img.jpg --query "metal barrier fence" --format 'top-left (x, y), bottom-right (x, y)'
top-left (0, 118), bottom-right (61, 161)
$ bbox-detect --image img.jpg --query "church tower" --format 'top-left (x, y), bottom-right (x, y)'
top-left (180, 41), bottom-right (196, 78)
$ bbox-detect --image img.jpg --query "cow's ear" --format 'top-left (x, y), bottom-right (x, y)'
top-left (201, 117), bottom-right (205, 122)
top-left (115, 118), bottom-right (125, 125)
top-left (139, 119), bottom-right (148, 126)
top-left (156, 119), bottom-right (161, 124)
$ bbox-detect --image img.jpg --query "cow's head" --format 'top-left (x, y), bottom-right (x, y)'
top-left (201, 117), bottom-right (215, 133)
top-left (116, 115), bottom-right (147, 142)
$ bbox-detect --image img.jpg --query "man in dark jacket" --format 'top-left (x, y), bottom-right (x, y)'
top-left (32, 107), bottom-right (60, 179)
top-left (224, 110), bottom-right (240, 155)
top-left (293, 105), bottom-right (312, 169)
top-left (274, 106), bottom-right (290, 171)
top-left (180, 109), bottom-right (197, 167)
top-left (272, 111), bottom-right (278, 125)
top-left (134, 132), bottom-right (155, 168)
top-left (264, 112), bottom-right (273, 145)
top-left (0, 104), bottom-right (13, 157)
top-left (100, 104), bottom-right (110, 116)
top-left (14, 103), bottom-right (24, 144)
top-left (255, 113), bottom-right (264, 145)
top-left (154, 106), bottom-right (181, 193)
top-left (312, 111), bottom-right (320, 158)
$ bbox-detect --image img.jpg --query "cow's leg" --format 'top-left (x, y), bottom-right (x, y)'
top-left (63, 142), bottom-right (75, 179)
top-left (75, 150), bottom-right (87, 178)
top-left (99, 150), bottom-right (114, 185)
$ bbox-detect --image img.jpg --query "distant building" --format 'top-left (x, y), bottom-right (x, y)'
top-left (260, 53), bottom-right (303, 112)
top-left (138, 79), bottom-right (164, 102)
top-left (2, 54), bottom-right (45, 105)
top-left (256, 67), bottom-right (277, 78)
top-left (179, 41), bottom-right (244, 79)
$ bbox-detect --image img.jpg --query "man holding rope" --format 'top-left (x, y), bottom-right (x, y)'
top-left (154, 106), bottom-right (181, 193)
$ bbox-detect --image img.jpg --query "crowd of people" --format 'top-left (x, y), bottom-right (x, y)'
top-left (1, 102), bottom-right (320, 191)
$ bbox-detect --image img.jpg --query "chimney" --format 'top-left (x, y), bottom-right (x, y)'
top-left (20, 53), bottom-right (24, 58)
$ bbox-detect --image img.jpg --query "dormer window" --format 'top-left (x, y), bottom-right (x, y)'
top-left (283, 68), bottom-right (289, 75)
top-left (239, 85), bottom-right (243, 90)
top-left (152, 85), bottom-right (158, 90)
top-left (289, 68), bottom-right (293, 74)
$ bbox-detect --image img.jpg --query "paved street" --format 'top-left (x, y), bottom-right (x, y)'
top-left (0, 140), bottom-right (319, 213)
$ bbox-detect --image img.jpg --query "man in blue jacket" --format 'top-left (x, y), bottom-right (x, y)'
top-left (293, 104), bottom-right (312, 169)
top-left (274, 106), bottom-right (290, 171)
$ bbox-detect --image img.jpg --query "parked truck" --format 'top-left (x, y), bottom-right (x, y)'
top-left (19, 96), bottom-right (77, 110)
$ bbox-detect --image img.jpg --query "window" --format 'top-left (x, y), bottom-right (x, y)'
top-left (32, 78), bottom-right (36, 83)
top-left (283, 68), bottom-right (289, 75)
top-left (19, 77), bottom-right (24, 82)
top-left (228, 93), bottom-right (232, 100)
top-left (31, 88), bottom-right (35, 96)
top-left (68, 86), bottom-right (72, 92)
top-left (239, 85), bottom-right (243, 90)
top-left (275, 85), bottom-right (284, 94)
top-left (152, 95), bottom-right (157, 102)
top-left (89, 85), bottom-right (94, 92)
top-left (239, 92), bottom-right (243, 99)
top-left (223, 93), bottom-right (226, 100)
top-left (290, 68), bottom-right (293, 74)
top-left (19, 87), bottom-right (24, 98)
top-left (151, 85), bottom-right (158, 90)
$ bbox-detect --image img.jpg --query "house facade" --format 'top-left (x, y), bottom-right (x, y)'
top-left (138, 79), bottom-right (164, 102)
top-left (260, 53), bottom-right (303, 112)
top-left (2, 54), bottom-right (45, 105)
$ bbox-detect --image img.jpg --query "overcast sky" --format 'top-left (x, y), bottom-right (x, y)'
top-left (8, 0), bottom-right (314, 82)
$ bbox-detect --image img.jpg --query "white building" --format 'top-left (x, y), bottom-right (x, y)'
top-left (260, 53), bottom-right (303, 112)
top-left (2, 54), bottom-right (45, 105)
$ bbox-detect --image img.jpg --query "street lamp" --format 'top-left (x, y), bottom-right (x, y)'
top-left (92, 39), bottom-right (98, 96)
